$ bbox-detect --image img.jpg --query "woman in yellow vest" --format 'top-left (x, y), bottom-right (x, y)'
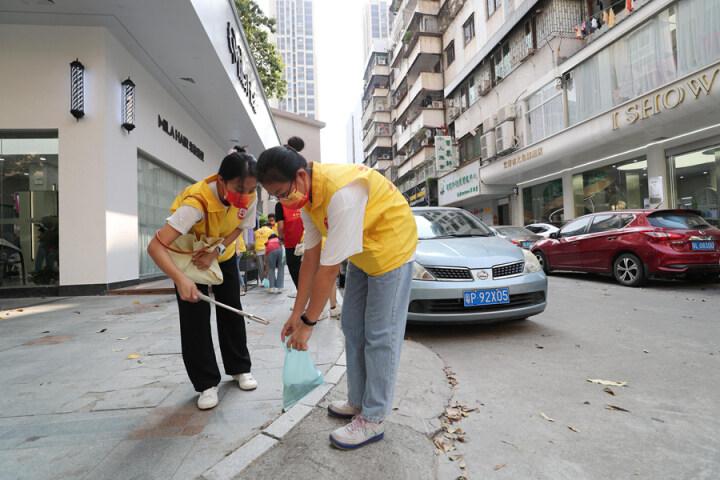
top-left (148, 149), bottom-right (258, 411)
top-left (257, 145), bottom-right (417, 450)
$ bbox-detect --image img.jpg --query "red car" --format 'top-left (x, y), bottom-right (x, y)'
top-left (531, 209), bottom-right (720, 287)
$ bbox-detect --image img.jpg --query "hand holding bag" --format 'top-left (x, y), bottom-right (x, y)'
top-left (156, 194), bottom-right (225, 285)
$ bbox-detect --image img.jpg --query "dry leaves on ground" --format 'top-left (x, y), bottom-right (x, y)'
top-left (540, 412), bottom-right (556, 422)
top-left (126, 353), bottom-right (141, 360)
top-left (444, 367), bottom-right (459, 388)
top-left (606, 404), bottom-right (630, 413)
top-left (587, 378), bottom-right (628, 387)
top-left (567, 425), bottom-right (580, 433)
top-left (603, 387), bottom-right (616, 396)
top-left (494, 464), bottom-right (507, 471)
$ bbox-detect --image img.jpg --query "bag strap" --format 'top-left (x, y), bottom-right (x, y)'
top-left (155, 193), bottom-right (212, 255)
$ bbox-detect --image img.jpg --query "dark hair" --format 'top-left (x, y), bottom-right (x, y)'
top-left (218, 151), bottom-right (257, 181)
top-left (257, 145), bottom-right (308, 184)
top-left (268, 213), bottom-right (275, 220)
top-left (287, 136), bottom-right (305, 152)
top-left (269, 233), bottom-right (278, 239)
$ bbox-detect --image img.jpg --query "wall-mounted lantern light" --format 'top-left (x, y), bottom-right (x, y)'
top-left (121, 77), bottom-right (136, 132)
top-left (70, 59), bottom-right (85, 120)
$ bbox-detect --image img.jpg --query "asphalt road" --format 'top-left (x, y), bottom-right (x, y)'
top-left (407, 273), bottom-right (720, 480)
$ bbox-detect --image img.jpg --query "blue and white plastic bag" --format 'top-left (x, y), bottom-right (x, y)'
top-left (282, 344), bottom-right (324, 411)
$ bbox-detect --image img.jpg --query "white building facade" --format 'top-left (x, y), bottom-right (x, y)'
top-left (0, 0), bottom-right (280, 296)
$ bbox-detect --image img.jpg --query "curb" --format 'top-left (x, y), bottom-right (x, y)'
top-left (200, 350), bottom-right (347, 480)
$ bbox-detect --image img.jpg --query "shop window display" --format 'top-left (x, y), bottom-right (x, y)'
top-left (670, 145), bottom-right (720, 226)
top-left (572, 158), bottom-right (649, 217)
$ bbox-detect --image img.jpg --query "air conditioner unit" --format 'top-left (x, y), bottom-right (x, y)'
top-left (482, 116), bottom-right (496, 133)
top-left (477, 79), bottom-right (492, 96)
top-left (447, 106), bottom-right (461, 121)
top-left (431, 100), bottom-right (445, 109)
top-left (379, 153), bottom-right (391, 160)
top-left (495, 121), bottom-right (517, 155)
top-left (480, 131), bottom-right (497, 160)
top-left (496, 104), bottom-right (517, 125)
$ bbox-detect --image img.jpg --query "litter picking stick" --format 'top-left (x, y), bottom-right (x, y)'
top-left (197, 293), bottom-right (270, 325)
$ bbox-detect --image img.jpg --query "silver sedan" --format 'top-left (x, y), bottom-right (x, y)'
top-left (408, 208), bottom-right (548, 324)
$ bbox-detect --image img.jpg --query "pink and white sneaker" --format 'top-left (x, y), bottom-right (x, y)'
top-left (329, 415), bottom-right (384, 450)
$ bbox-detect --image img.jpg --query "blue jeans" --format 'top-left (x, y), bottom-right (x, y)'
top-left (267, 249), bottom-right (285, 289)
top-left (341, 261), bottom-right (413, 423)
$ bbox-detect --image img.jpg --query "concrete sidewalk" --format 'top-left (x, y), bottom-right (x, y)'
top-left (0, 286), bottom-right (344, 480)
top-left (232, 340), bottom-right (453, 480)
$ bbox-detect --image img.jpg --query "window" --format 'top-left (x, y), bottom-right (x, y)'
top-left (527, 81), bottom-right (564, 144)
top-left (589, 214), bottom-right (634, 233)
top-left (647, 211), bottom-right (713, 229)
top-left (307, 68), bottom-right (314, 80)
top-left (0, 133), bottom-right (59, 287)
top-left (492, 42), bottom-right (511, 81)
top-left (487, 0), bottom-right (500, 17)
top-left (377, 54), bottom-right (388, 66)
top-left (307, 82), bottom-right (315, 95)
top-left (670, 144), bottom-right (720, 226)
top-left (560, 217), bottom-right (592, 237)
top-left (306, 37), bottom-right (313, 49)
top-left (523, 179), bottom-right (564, 224)
top-left (445, 41), bottom-right (455, 66)
top-left (463, 14), bottom-right (475, 44)
top-left (572, 157), bottom-right (649, 216)
top-left (306, 52), bottom-right (313, 64)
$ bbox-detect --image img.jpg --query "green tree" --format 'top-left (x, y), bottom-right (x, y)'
top-left (235, 0), bottom-right (287, 99)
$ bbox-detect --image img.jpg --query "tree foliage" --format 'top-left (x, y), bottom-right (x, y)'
top-left (235, 0), bottom-right (287, 100)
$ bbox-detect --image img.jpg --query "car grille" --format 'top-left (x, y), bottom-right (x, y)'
top-left (492, 261), bottom-right (525, 278)
top-left (409, 292), bottom-right (546, 314)
top-left (426, 267), bottom-right (473, 281)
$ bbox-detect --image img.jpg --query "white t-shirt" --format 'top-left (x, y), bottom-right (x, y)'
top-left (166, 182), bottom-right (257, 234)
top-left (301, 181), bottom-right (368, 266)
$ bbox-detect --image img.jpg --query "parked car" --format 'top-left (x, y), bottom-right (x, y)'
top-left (531, 209), bottom-right (720, 287)
top-left (492, 226), bottom-right (543, 249)
top-left (525, 223), bottom-right (560, 238)
top-left (409, 207), bottom-right (547, 324)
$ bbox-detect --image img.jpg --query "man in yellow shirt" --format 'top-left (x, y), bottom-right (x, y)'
top-left (268, 213), bottom-right (279, 234)
top-left (254, 220), bottom-right (274, 285)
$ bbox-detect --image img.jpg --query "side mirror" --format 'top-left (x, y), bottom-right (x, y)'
top-left (550, 231), bottom-right (560, 239)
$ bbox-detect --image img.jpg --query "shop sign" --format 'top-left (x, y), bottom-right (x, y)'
top-left (503, 147), bottom-right (543, 170)
top-left (226, 22), bottom-right (257, 113)
top-left (408, 186), bottom-right (427, 206)
top-left (649, 175), bottom-right (664, 207)
top-left (439, 160), bottom-right (480, 205)
top-left (435, 136), bottom-right (458, 174)
top-left (158, 115), bottom-right (205, 161)
top-left (611, 66), bottom-right (719, 130)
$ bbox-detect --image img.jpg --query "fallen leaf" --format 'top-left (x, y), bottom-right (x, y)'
top-left (112, 348), bottom-right (122, 352)
top-left (116, 337), bottom-right (129, 341)
top-left (459, 461), bottom-right (466, 469)
top-left (583, 401), bottom-right (591, 405)
top-left (127, 353), bottom-right (141, 360)
top-left (587, 378), bottom-right (628, 387)
top-left (643, 350), bottom-right (649, 354)
top-left (97, 328), bottom-right (107, 333)
top-left (73, 311), bottom-right (81, 314)
top-left (132, 301), bottom-right (141, 305)
top-left (540, 412), bottom-right (555, 422)
top-left (448, 454), bottom-right (461, 462)
top-left (567, 425), bottom-right (579, 433)
top-left (494, 464), bottom-right (507, 471)
top-left (16, 309), bottom-right (24, 312)
top-left (41, 330), bottom-right (50, 334)
top-left (606, 404), bottom-right (630, 413)
top-left (603, 387), bottom-right (615, 396)
top-left (535, 344), bottom-right (544, 349)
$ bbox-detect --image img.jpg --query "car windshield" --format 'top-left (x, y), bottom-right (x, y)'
top-left (647, 212), bottom-right (712, 229)
top-left (414, 210), bottom-right (494, 240)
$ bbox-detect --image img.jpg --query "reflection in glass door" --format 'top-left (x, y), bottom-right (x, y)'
top-left (0, 133), bottom-right (59, 287)
top-left (670, 145), bottom-right (720, 226)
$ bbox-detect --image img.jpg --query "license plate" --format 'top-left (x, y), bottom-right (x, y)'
top-left (692, 241), bottom-right (715, 251)
top-left (463, 288), bottom-right (510, 307)
top-left (522, 241), bottom-right (533, 249)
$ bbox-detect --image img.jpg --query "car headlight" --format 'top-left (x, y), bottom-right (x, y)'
top-left (412, 262), bottom-right (436, 281)
top-left (523, 249), bottom-right (542, 273)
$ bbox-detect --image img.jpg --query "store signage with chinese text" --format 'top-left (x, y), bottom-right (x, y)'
top-left (226, 22), bottom-right (257, 113)
top-left (439, 160), bottom-right (480, 206)
top-left (503, 147), bottom-right (543, 170)
top-left (435, 136), bottom-right (458, 174)
top-left (611, 66), bottom-right (719, 130)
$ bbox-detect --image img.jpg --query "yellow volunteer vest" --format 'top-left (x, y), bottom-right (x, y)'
top-left (170, 174), bottom-right (255, 263)
top-left (254, 226), bottom-right (273, 253)
top-left (305, 163), bottom-right (417, 276)
top-left (236, 234), bottom-right (247, 254)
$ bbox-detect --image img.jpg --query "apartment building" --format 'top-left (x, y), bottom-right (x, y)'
top-left (440, 0), bottom-right (720, 228)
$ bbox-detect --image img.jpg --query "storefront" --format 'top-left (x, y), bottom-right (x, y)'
top-left (478, 0), bottom-right (720, 228)
top-left (0, 1), bottom-right (280, 295)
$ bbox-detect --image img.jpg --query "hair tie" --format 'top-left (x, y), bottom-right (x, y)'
top-left (284, 144), bottom-right (297, 153)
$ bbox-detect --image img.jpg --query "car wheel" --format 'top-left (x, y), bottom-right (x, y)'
top-left (534, 251), bottom-right (550, 274)
top-left (613, 253), bottom-right (645, 287)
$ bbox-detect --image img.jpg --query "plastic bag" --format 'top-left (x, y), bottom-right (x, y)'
top-left (282, 343), bottom-right (324, 411)
top-left (262, 278), bottom-right (270, 289)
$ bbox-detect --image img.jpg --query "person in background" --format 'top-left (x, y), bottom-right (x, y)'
top-left (265, 233), bottom-right (284, 294)
top-left (257, 144), bottom-right (417, 450)
top-left (267, 213), bottom-right (278, 234)
top-left (254, 219), bottom-right (274, 286)
top-left (274, 136), bottom-right (306, 294)
top-left (236, 230), bottom-right (248, 296)
top-left (147, 149), bottom-right (258, 411)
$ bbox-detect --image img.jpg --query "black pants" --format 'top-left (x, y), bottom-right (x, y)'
top-left (176, 255), bottom-right (251, 392)
top-left (285, 247), bottom-right (302, 288)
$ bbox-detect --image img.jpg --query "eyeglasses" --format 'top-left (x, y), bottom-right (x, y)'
top-left (271, 181), bottom-right (295, 201)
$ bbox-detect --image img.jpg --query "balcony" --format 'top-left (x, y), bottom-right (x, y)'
top-left (393, 72), bottom-right (443, 119)
top-left (362, 97), bottom-right (391, 129)
top-left (438, 0), bottom-right (466, 31)
top-left (403, 15), bottom-right (440, 56)
top-left (396, 109), bottom-right (445, 151)
top-left (363, 123), bottom-right (393, 152)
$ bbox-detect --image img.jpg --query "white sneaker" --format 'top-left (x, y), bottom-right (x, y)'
top-left (274, 288), bottom-right (283, 294)
top-left (329, 306), bottom-right (341, 318)
top-left (328, 400), bottom-right (360, 419)
top-left (233, 373), bottom-right (258, 391)
top-left (197, 386), bottom-right (218, 410)
top-left (329, 416), bottom-right (384, 450)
